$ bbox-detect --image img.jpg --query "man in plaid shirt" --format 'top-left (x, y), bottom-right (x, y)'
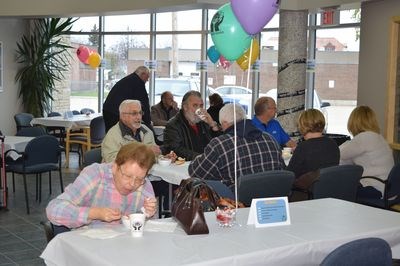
top-left (188, 104), bottom-right (285, 188)
top-left (46, 142), bottom-right (157, 229)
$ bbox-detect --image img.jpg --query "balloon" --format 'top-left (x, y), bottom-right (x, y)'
top-left (88, 52), bottom-right (101, 68)
top-left (219, 56), bottom-right (231, 69)
top-left (76, 45), bottom-right (90, 64)
top-left (236, 39), bottom-right (260, 70)
top-left (207, 46), bottom-right (220, 64)
top-left (210, 3), bottom-right (251, 61)
top-left (231, 0), bottom-right (279, 35)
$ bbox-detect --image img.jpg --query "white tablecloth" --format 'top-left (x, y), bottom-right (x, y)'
top-left (149, 161), bottom-right (190, 185)
top-left (31, 113), bottom-right (101, 129)
top-left (41, 198), bottom-right (400, 266)
top-left (3, 136), bottom-right (34, 160)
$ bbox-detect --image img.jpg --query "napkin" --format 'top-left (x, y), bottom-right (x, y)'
top-left (80, 228), bottom-right (125, 239)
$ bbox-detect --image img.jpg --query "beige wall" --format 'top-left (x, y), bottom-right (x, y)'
top-left (0, 18), bottom-right (28, 135)
top-left (358, 0), bottom-right (400, 134)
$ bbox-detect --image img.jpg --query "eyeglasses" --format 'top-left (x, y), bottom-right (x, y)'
top-left (122, 111), bottom-right (144, 116)
top-left (118, 167), bottom-right (146, 186)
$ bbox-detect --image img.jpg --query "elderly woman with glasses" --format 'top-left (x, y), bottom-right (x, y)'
top-left (46, 142), bottom-right (157, 229)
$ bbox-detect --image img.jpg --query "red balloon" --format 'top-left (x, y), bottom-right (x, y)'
top-left (76, 45), bottom-right (90, 64)
top-left (219, 56), bottom-right (231, 69)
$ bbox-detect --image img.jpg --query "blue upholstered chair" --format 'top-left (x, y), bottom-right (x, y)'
top-left (357, 163), bottom-right (400, 209)
top-left (311, 164), bottom-right (363, 202)
top-left (238, 170), bottom-right (295, 207)
top-left (320, 238), bottom-right (392, 266)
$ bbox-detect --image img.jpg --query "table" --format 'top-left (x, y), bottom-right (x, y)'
top-left (149, 162), bottom-right (190, 208)
top-left (3, 136), bottom-right (34, 160)
top-left (40, 198), bottom-right (400, 266)
top-left (31, 113), bottom-right (101, 167)
top-left (31, 113), bottom-right (101, 129)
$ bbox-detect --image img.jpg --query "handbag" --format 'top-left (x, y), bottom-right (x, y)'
top-left (172, 178), bottom-right (220, 235)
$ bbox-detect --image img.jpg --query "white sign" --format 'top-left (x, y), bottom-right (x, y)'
top-left (247, 197), bottom-right (291, 228)
top-left (144, 60), bottom-right (157, 70)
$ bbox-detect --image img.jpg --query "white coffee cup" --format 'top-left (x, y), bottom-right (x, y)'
top-left (195, 108), bottom-right (207, 121)
top-left (129, 213), bottom-right (146, 237)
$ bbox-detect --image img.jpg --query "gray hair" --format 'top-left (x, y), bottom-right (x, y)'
top-left (182, 90), bottom-right (202, 106)
top-left (119, 99), bottom-right (141, 113)
top-left (134, 66), bottom-right (149, 76)
top-left (219, 103), bottom-right (246, 124)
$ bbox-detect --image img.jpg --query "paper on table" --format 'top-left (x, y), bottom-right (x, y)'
top-left (145, 220), bottom-right (178, 233)
top-left (80, 228), bottom-right (125, 239)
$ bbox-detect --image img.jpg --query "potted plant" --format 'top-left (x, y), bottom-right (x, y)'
top-left (15, 18), bottom-right (77, 117)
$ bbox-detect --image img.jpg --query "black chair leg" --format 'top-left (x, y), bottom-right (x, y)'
top-left (39, 174), bottom-right (42, 203)
top-left (49, 171), bottom-right (52, 195)
top-left (35, 174), bottom-right (38, 201)
top-left (59, 169), bottom-right (64, 193)
top-left (22, 174), bottom-right (30, 214)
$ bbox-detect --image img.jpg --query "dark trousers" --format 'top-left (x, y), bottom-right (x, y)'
top-left (103, 110), bottom-right (119, 133)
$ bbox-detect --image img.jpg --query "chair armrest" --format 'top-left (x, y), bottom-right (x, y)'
top-left (4, 149), bottom-right (23, 157)
top-left (359, 176), bottom-right (387, 184)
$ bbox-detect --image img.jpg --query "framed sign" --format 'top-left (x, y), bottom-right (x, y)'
top-left (0, 41), bottom-right (2, 92)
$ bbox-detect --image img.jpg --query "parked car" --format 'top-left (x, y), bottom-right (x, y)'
top-left (149, 78), bottom-right (245, 111)
top-left (215, 85), bottom-right (266, 116)
top-left (215, 85), bottom-right (330, 116)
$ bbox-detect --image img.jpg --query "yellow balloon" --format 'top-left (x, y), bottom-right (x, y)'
top-left (88, 52), bottom-right (101, 68)
top-left (236, 39), bottom-right (260, 71)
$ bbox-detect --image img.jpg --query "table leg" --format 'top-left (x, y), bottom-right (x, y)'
top-left (65, 129), bottom-right (70, 168)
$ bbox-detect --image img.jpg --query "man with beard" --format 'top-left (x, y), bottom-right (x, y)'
top-left (101, 99), bottom-right (161, 163)
top-left (163, 90), bottom-right (221, 161)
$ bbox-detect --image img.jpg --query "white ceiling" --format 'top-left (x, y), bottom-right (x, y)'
top-left (0, 0), bottom-right (368, 17)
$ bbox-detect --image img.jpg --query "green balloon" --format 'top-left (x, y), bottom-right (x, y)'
top-left (210, 3), bottom-right (252, 61)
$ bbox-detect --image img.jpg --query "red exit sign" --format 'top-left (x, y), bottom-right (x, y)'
top-left (321, 8), bottom-right (340, 26)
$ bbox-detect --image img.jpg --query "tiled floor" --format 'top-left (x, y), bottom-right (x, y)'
top-left (0, 154), bottom-right (81, 265)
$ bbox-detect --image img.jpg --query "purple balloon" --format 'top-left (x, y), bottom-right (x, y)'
top-left (231, 0), bottom-right (279, 35)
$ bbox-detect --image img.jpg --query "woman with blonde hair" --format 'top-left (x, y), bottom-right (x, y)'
top-left (340, 105), bottom-right (394, 198)
top-left (287, 109), bottom-right (339, 179)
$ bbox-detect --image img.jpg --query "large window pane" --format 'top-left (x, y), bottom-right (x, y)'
top-left (315, 26), bottom-right (359, 134)
top-left (152, 34), bottom-right (201, 106)
top-left (104, 14), bottom-right (150, 32)
top-left (71, 17), bottom-right (99, 32)
top-left (156, 10), bottom-right (202, 31)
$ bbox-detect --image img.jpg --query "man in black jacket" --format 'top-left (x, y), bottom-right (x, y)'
top-left (163, 90), bottom-right (221, 161)
top-left (103, 66), bottom-right (151, 132)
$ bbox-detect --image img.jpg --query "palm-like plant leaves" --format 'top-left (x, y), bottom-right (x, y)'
top-left (15, 18), bottom-right (77, 117)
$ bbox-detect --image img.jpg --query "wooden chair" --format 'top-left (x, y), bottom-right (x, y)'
top-left (65, 116), bottom-right (105, 167)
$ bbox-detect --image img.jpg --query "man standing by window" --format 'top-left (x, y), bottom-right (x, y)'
top-left (103, 66), bottom-right (152, 132)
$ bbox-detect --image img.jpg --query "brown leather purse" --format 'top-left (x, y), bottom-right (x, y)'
top-left (171, 178), bottom-right (219, 235)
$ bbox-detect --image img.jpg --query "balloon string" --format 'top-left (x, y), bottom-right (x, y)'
top-left (234, 101), bottom-right (238, 211)
top-left (246, 39), bottom-right (253, 90)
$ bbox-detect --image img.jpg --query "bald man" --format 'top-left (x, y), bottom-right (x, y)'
top-left (150, 91), bottom-right (179, 126)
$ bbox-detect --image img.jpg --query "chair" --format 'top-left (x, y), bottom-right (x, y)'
top-left (16, 126), bottom-right (47, 137)
top-left (83, 147), bottom-right (102, 167)
top-left (311, 165), bottom-right (363, 202)
top-left (14, 113), bottom-right (34, 132)
top-left (205, 180), bottom-right (234, 199)
top-left (46, 112), bottom-right (66, 143)
top-left (65, 116), bottom-right (105, 167)
top-left (323, 133), bottom-right (351, 146)
top-left (238, 170), bottom-right (295, 207)
top-left (6, 135), bottom-right (63, 214)
top-left (80, 108), bottom-right (95, 114)
top-left (357, 163), bottom-right (400, 209)
top-left (320, 237), bottom-right (392, 266)
top-left (40, 220), bottom-right (70, 243)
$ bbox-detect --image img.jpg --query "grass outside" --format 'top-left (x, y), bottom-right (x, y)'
top-left (71, 90), bottom-right (109, 97)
